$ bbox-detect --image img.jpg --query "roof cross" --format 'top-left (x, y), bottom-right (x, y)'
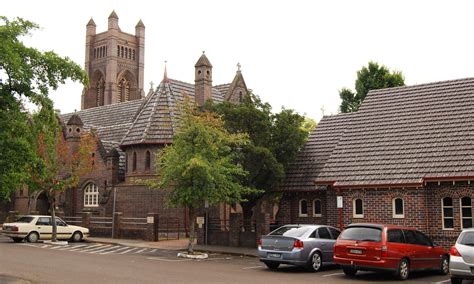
top-left (237, 62), bottom-right (241, 72)
top-left (149, 81), bottom-right (154, 90)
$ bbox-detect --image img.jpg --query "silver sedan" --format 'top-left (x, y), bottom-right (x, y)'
top-left (258, 224), bottom-right (340, 272)
top-left (450, 228), bottom-right (474, 283)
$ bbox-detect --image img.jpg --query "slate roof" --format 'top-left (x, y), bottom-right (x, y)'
top-left (279, 113), bottom-right (354, 191)
top-left (315, 77), bottom-right (474, 187)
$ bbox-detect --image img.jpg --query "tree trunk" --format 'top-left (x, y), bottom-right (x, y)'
top-left (187, 206), bottom-right (196, 254)
top-left (50, 193), bottom-right (57, 242)
top-left (241, 202), bottom-right (255, 232)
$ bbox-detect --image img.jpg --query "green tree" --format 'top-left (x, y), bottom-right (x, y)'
top-left (28, 105), bottom-right (96, 242)
top-left (152, 104), bottom-right (253, 253)
top-left (204, 93), bottom-right (308, 228)
top-left (0, 16), bottom-right (87, 200)
top-left (339, 61), bottom-right (405, 113)
top-left (300, 117), bottom-right (317, 134)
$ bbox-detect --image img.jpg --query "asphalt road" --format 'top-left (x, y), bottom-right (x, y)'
top-left (0, 235), bottom-right (456, 284)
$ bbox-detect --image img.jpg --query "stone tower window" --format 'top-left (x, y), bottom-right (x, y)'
top-left (96, 77), bottom-right (105, 106)
top-left (132, 152), bottom-right (137, 172)
top-left (93, 49), bottom-right (96, 59)
top-left (128, 48), bottom-right (132, 59)
top-left (132, 50), bottom-right (135, 61)
top-left (124, 48), bottom-right (128, 59)
top-left (121, 46), bottom-right (124, 58)
top-left (118, 78), bottom-right (130, 103)
top-left (145, 151), bottom-right (151, 171)
top-left (117, 45), bottom-right (120, 57)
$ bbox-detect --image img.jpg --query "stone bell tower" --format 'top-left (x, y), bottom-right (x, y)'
top-left (81, 11), bottom-right (145, 110)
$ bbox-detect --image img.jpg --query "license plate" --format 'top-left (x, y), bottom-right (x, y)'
top-left (268, 253), bottom-right (281, 258)
top-left (350, 249), bottom-right (363, 254)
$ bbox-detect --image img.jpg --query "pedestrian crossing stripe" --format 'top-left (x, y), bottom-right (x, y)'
top-left (17, 242), bottom-right (156, 256)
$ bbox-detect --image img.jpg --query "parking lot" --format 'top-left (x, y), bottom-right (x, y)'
top-left (0, 235), bottom-right (457, 283)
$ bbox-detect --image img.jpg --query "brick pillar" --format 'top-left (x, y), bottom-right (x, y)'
top-left (113, 212), bottom-right (122, 239)
top-left (229, 213), bottom-right (243, 247)
top-left (145, 213), bottom-right (159, 241)
top-left (256, 213), bottom-right (271, 243)
top-left (82, 212), bottom-right (91, 228)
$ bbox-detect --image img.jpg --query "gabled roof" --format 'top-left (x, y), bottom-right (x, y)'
top-left (315, 77), bottom-right (474, 187)
top-left (225, 71), bottom-right (247, 101)
top-left (280, 113), bottom-right (354, 191)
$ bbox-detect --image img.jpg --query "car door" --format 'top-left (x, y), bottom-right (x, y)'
top-left (316, 227), bottom-right (334, 262)
top-left (35, 217), bottom-right (52, 239)
top-left (328, 227), bottom-right (341, 263)
top-left (55, 217), bottom-right (70, 239)
top-left (414, 230), bottom-right (439, 269)
top-left (402, 229), bottom-right (425, 269)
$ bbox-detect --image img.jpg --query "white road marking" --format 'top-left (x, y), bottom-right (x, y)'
top-left (59, 244), bottom-right (88, 250)
top-left (201, 257), bottom-right (232, 261)
top-left (119, 247), bottom-right (139, 254)
top-left (89, 245), bottom-right (121, 254)
top-left (323, 272), bottom-right (345, 277)
top-left (100, 246), bottom-right (131, 255)
top-left (150, 249), bottom-right (157, 253)
top-left (147, 257), bottom-right (191, 262)
top-left (41, 245), bottom-right (50, 248)
top-left (134, 248), bottom-right (147, 254)
top-left (433, 280), bottom-right (451, 284)
top-left (81, 244), bottom-right (111, 253)
top-left (70, 244), bottom-right (102, 252)
top-left (242, 266), bottom-right (264, 270)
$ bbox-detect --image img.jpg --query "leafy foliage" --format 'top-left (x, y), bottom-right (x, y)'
top-left (339, 61), bottom-right (405, 113)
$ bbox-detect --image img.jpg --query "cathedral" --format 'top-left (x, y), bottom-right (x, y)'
top-left (11, 11), bottom-right (249, 232)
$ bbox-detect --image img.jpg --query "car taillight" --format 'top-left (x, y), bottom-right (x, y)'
top-left (381, 245), bottom-right (388, 258)
top-left (450, 246), bottom-right (462, 257)
top-left (258, 239), bottom-right (262, 247)
top-left (293, 240), bottom-right (304, 249)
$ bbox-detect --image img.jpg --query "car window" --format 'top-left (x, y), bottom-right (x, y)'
top-left (14, 216), bottom-right (34, 223)
top-left (55, 218), bottom-right (67, 226)
top-left (36, 217), bottom-right (52, 226)
top-left (339, 226), bottom-right (382, 242)
top-left (317, 227), bottom-right (332, 239)
top-left (329, 227), bottom-right (341, 240)
top-left (403, 230), bottom-right (417, 245)
top-left (387, 229), bottom-right (405, 243)
top-left (269, 226), bottom-right (300, 236)
top-left (459, 232), bottom-right (474, 245)
top-left (414, 231), bottom-right (432, 246)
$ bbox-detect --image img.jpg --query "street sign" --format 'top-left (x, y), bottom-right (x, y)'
top-left (337, 196), bottom-right (343, 208)
top-left (196, 216), bottom-right (205, 228)
top-left (147, 216), bottom-right (154, 224)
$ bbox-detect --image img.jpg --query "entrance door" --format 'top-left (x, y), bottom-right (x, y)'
top-left (36, 192), bottom-right (50, 215)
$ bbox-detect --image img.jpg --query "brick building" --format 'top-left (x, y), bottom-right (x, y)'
top-left (277, 78), bottom-right (474, 247)
top-left (11, 12), bottom-right (249, 237)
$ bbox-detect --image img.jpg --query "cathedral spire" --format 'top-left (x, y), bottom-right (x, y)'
top-left (163, 61), bottom-right (169, 83)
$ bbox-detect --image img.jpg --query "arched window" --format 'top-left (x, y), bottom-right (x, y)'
top-left (461, 197), bottom-right (472, 229)
top-left (121, 46), bottom-right (124, 58)
top-left (93, 48), bottom-right (96, 59)
top-left (128, 48), bottom-right (132, 59)
top-left (117, 78), bottom-right (130, 103)
top-left (132, 152), bottom-right (137, 172)
top-left (353, 198), bottom-right (364, 218)
top-left (124, 48), bottom-right (128, 59)
top-left (442, 197), bottom-right (454, 229)
top-left (299, 199), bottom-right (308, 217)
top-left (96, 77), bottom-right (105, 106)
top-left (132, 50), bottom-right (136, 61)
top-left (313, 199), bottom-right (322, 217)
top-left (239, 91), bottom-right (243, 103)
top-left (117, 45), bottom-right (120, 57)
top-left (84, 183), bottom-right (99, 207)
top-left (392, 197), bottom-right (404, 218)
top-left (145, 151), bottom-right (151, 171)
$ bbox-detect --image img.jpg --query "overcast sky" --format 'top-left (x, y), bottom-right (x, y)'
top-left (4, 0), bottom-right (474, 121)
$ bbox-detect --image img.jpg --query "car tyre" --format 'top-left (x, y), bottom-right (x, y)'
top-left (342, 267), bottom-right (357, 276)
top-left (71, 231), bottom-right (83, 242)
top-left (263, 261), bottom-right (280, 270)
top-left (395, 258), bottom-right (410, 280)
top-left (307, 252), bottom-right (323, 272)
top-left (27, 232), bottom-right (39, 243)
top-left (12, 237), bottom-right (23, 243)
top-left (439, 255), bottom-right (449, 275)
top-left (450, 277), bottom-right (463, 284)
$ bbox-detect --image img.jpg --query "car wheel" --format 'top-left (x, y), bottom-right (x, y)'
top-left (451, 277), bottom-right (463, 284)
top-left (395, 258), bottom-right (410, 280)
top-left (263, 261), bottom-right (280, 270)
top-left (27, 232), bottom-right (39, 243)
top-left (307, 252), bottom-right (323, 272)
top-left (71, 231), bottom-right (83, 242)
top-left (342, 267), bottom-right (357, 276)
top-left (439, 255), bottom-right (449, 275)
top-left (12, 237), bottom-right (23, 243)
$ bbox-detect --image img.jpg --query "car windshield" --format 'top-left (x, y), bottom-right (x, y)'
top-left (340, 226), bottom-right (382, 242)
top-left (269, 226), bottom-right (310, 238)
top-left (459, 232), bottom-right (474, 245)
top-left (14, 216), bottom-right (34, 223)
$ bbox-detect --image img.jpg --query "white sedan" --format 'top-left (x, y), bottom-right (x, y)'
top-left (2, 215), bottom-right (89, 243)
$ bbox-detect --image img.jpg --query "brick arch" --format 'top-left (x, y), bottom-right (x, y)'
top-left (116, 69), bottom-right (137, 102)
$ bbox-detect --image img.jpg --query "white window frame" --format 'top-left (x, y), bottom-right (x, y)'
top-left (353, 198), bottom-right (364, 218)
top-left (442, 197), bottom-right (454, 230)
top-left (460, 197), bottom-right (472, 229)
top-left (392, 197), bottom-right (405, 218)
top-left (84, 183), bottom-right (99, 207)
top-left (313, 199), bottom-right (322, 217)
top-left (299, 199), bottom-right (308, 217)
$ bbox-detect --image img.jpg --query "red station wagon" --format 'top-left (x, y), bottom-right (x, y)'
top-left (333, 223), bottom-right (449, 280)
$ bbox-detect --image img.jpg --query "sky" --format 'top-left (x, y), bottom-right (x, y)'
top-left (4, 0), bottom-right (474, 121)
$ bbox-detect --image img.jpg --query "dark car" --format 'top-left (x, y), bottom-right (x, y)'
top-left (258, 224), bottom-right (340, 272)
top-left (333, 223), bottom-right (448, 280)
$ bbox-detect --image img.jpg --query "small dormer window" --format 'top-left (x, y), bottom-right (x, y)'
top-left (206, 70), bottom-right (210, 75)
top-left (198, 70), bottom-right (202, 75)
top-left (68, 128), bottom-right (72, 133)
top-left (76, 128), bottom-right (81, 133)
